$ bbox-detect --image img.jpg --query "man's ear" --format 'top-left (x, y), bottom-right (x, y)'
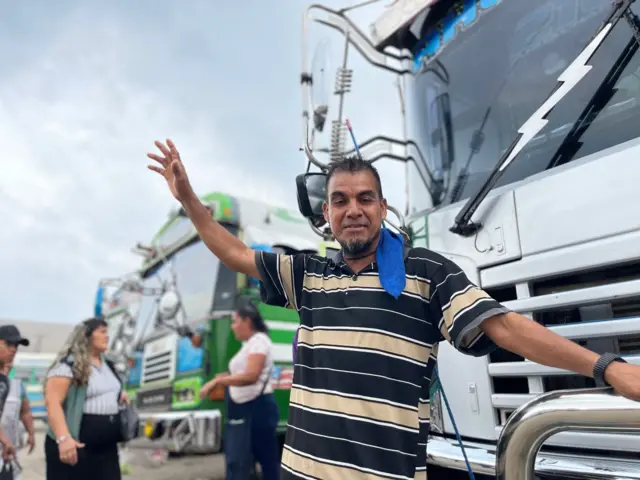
top-left (322, 201), bottom-right (329, 224)
top-left (381, 198), bottom-right (388, 222)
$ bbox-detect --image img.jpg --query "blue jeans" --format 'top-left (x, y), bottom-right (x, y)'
top-left (225, 389), bottom-right (280, 480)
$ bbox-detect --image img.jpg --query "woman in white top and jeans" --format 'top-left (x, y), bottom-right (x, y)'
top-left (200, 301), bottom-right (280, 480)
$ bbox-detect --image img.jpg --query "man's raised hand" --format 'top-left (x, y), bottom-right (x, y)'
top-left (147, 139), bottom-right (194, 202)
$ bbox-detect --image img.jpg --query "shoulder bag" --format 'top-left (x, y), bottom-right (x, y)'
top-left (105, 359), bottom-right (140, 443)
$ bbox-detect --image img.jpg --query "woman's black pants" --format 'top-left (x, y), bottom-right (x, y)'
top-left (225, 391), bottom-right (281, 480)
top-left (45, 413), bottom-right (121, 480)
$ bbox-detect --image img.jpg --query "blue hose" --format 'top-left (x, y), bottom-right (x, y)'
top-left (434, 366), bottom-right (476, 480)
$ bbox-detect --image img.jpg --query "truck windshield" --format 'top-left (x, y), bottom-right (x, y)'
top-left (134, 239), bottom-right (222, 341)
top-left (410, 0), bottom-right (640, 206)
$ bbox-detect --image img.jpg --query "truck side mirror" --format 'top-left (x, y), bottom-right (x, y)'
top-left (296, 172), bottom-right (327, 220)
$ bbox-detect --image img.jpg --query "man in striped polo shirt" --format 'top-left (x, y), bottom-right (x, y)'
top-left (147, 139), bottom-right (640, 480)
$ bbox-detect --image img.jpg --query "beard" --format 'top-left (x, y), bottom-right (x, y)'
top-left (341, 238), bottom-right (373, 256)
top-left (339, 228), bottom-right (380, 257)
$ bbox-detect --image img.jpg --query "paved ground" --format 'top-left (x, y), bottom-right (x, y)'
top-left (20, 432), bottom-right (226, 480)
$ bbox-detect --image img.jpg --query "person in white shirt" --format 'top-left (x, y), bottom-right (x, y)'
top-left (200, 300), bottom-right (279, 480)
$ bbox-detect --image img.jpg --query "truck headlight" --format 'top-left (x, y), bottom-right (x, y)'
top-left (430, 383), bottom-right (444, 434)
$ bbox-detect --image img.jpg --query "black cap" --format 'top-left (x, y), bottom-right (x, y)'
top-left (0, 325), bottom-right (29, 347)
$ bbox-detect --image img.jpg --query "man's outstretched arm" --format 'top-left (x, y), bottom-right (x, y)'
top-left (429, 257), bottom-right (640, 401)
top-left (481, 313), bottom-right (598, 377)
top-left (147, 139), bottom-right (259, 279)
top-left (180, 192), bottom-right (259, 279)
top-left (481, 313), bottom-right (640, 399)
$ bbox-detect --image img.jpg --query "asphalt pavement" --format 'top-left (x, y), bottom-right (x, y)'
top-left (20, 431), bottom-right (226, 480)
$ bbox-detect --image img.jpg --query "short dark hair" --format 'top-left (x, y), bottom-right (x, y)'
top-left (325, 155), bottom-right (384, 199)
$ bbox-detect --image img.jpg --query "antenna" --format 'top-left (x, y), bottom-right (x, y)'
top-left (345, 119), bottom-right (362, 160)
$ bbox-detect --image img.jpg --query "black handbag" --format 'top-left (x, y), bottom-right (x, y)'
top-left (118, 402), bottom-right (140, 442)
top-left (0, 462), bottom-right (13, 480)
top-left (106, 359), bottom-right (140, 443)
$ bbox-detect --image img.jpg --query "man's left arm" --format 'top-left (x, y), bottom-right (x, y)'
top-left (481, 312), bottom-right (640, 399)
top-left (429, 257), bottom-right (640, 400)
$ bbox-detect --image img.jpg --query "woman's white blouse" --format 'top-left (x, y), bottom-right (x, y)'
top-left (228, 332), bottom-right (274, 404)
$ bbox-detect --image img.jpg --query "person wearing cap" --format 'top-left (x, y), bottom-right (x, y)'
top-left (0, 325), bottom-right (30, 468)
top-left (200, 301), bottom-right (280, 480)
top-left (43, 317), bottom-right (129, 480)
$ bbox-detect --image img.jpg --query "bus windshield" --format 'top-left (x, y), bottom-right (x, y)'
top-left (133, 224), bottom-right (240, 342)
top-left (409, 0), bottom-right (640, 207)
top-left (138, 240), bottom-right (222, 336)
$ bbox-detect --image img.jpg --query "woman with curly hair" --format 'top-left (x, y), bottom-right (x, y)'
top-left (43, 317), bottom-right (129, 480)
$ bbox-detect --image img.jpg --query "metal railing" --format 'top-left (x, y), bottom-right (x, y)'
top-left (496, 387), bottom-right (640, 480)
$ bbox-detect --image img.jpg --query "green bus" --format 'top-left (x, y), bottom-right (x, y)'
top-left (97, 192), bottom-right (320, 453)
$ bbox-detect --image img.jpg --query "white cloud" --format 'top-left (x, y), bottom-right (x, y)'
top-left (0, 0), bottom-right (410, 324)
top-left (0, 2), bottom-right (293, 323)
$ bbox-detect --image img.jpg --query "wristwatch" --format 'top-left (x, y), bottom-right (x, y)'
top-left (56, 435), bottom-right (68, 444)
top-left (593, 353), bottom-right (626, 387)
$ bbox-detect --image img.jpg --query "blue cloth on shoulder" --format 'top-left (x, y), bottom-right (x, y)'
top-left (376, 227), bottom-right (406, 299)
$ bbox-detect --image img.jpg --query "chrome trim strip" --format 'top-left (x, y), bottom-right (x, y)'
top-left (488, 354), bottom-right (640, 377)
top-left (502, 278), bottom-right (640, 313)
top-left (427, 436), bottom-right (640, 478)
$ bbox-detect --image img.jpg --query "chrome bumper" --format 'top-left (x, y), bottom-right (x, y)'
top-left (427, 436), bottom-right (640, 478)
top-left (128, 409), bottom-right (222, 453)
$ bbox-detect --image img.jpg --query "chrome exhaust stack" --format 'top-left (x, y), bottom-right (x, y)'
top-left (496, 387), bottom-right (640, 480)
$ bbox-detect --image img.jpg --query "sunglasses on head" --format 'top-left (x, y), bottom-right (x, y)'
top-left (239, 300), bottom-right (259, 315)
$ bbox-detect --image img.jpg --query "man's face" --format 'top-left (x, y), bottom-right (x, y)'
top-left (322, 170), bottom-right (387, 256)
top-left (0, 340), bottom-right (18, 366)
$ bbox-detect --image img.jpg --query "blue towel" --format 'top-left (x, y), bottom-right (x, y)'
top-left (376, 227), bottom-right (406, 299)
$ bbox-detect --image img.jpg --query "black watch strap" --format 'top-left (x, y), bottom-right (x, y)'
top-left (593, 353), bottom-right (626, 387)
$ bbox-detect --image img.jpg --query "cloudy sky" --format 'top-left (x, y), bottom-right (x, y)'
top-left (0, 0), bottom-right (405, 324)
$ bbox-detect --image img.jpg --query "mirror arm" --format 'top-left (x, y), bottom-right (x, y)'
top-left (303, 123), bottom-right (330, 171)
top-left (308, 218), bottom-right (333, 240)
top-left (386, 205), bottom-right (411, 243)
top-left (307, 4), bottom-right (412, 75)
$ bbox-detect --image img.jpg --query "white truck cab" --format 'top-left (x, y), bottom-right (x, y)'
top-left (295, 0), bottom-right (640, 477)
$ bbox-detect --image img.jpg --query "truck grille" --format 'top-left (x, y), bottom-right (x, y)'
top-left (142, 334), bottom-right (177, 384)
top-left (486, 260), bottom-right (640, 432)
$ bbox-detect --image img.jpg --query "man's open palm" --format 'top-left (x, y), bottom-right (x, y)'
top-left (147, 139), bottom-right (193, 201)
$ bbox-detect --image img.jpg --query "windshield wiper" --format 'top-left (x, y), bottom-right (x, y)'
top-left (548, 10), bottom-right (640, 169)
top-left (450, 0), bottom-right (640, 237)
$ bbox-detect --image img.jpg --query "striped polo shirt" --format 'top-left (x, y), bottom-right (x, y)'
top-left (48, 359), bottom-right (122, 415)
top-left (256, 247), bottom-right (509, 480)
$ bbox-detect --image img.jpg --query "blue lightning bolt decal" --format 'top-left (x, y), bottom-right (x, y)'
top-left (499, 24), bottom-right (613, 172)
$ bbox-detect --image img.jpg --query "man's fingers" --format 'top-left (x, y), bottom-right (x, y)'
top-left (154, 140), bottom-right (171, 159)
top-left (166, 139), bottom-right (181, 160)
top-left (147, 153), bottom-right (168, 167)
top-left (147, 165), bottom-right (165, 175)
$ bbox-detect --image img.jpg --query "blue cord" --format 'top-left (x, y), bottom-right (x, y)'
top-left (434, 367), bottom-right (476, 480)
